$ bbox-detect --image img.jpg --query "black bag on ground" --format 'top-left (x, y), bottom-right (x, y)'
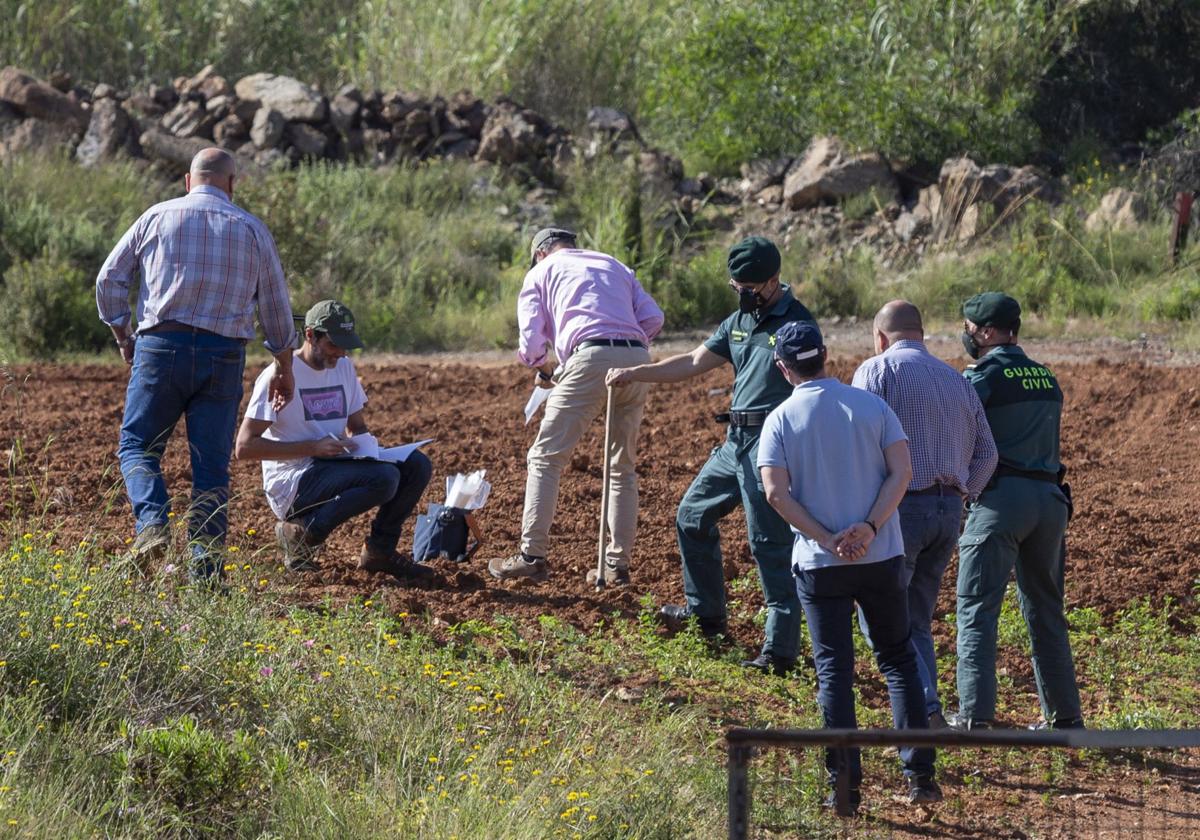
top-left (413, 503), bottom-right (478, 563)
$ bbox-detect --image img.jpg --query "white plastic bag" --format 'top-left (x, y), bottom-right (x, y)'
top-left (445, 470), bottom-right (491, 510)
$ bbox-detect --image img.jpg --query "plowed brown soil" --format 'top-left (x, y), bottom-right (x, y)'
top-left (3, 352), bottom-right (1198, 632)
top-left (3, 347), bottom-right (1199, 836)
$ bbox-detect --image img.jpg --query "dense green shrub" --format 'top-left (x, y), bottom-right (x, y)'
top-left (646, 0), bottom-right (1084, 172)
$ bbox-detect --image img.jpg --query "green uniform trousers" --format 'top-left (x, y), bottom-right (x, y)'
top-left (956, 475), bottom-right (1082, 724)
top-left (675, 426), bottom-right (801, 659)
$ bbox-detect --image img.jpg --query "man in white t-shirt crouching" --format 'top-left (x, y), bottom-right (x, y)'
top-left (235, 300), bottom-right (434, 578)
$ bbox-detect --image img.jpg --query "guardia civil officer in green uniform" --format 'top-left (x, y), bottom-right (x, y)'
top-left (949, 292), bottom-right (1084, 730)
top-left (606, 237), bottom-right (815, 675)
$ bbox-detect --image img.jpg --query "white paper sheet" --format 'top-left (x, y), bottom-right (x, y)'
top-left (346, 432), bottom-right (379, 459)
top-left (524, 385), bottom-right (552, 424)
top-left (378, 438), bottom-right (436, 464)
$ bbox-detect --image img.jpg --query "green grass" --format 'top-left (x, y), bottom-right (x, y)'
top-left (2, 509), bottom-right (1197, 837)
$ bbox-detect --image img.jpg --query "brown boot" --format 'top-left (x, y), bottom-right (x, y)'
top-left (586, 563), bottom-right (630, 587)
top-left (276, 521), bottom-right (322, 572)
top-left (359, 542), bottom-right (434, 579)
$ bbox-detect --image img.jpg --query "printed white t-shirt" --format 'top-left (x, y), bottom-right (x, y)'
top-left (245, 356), bottom-right (367, 519)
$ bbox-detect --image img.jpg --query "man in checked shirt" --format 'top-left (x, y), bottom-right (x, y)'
top-left (96, 148), bottom-right (296, 584)
top-left (852, 300), bottom-right (997, 727)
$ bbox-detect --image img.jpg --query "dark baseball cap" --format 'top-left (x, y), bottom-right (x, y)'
top-left (728, 236), bottom-right (781, 285)
top-left (529, 227), bottom-right (577, 268)
top-left (773, 319), bottom-right (824, 361)
top-left (305, 300), bottom-right (364, 350)
top-left (962, 292), bottom-right (1021, 329)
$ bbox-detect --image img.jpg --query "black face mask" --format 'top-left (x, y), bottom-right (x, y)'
top-left (961, 330), bottom-right (982, 360)
top-left (737, 286), bottom-right (770, 315)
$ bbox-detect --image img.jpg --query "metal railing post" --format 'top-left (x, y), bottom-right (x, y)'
top-left (727, 743), bottom-right (753, 840)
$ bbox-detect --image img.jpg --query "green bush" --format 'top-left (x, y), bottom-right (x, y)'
top-left (645, 0), bottom-right (1084, 173)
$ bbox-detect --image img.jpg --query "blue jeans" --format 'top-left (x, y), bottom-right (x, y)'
top-left (676, 427), bottom-right (800, 658)
top-left (118, 332), bottom-right (245, 579)
top-left (859, 493), bottom-right (963, 715)
top-left (289, 452), bottom-right (433, 554)
top-left (797, 555), bottom-right (935, 789)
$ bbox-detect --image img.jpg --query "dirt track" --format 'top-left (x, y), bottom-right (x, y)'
top-left (3, 347), bottom-right (1198, 635)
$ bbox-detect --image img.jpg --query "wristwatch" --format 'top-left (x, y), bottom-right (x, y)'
top-left (536, 369), bottom-right (553, 382)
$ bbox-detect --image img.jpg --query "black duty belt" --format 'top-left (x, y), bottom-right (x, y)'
top-left (577, 338), bottom-right (645, 350)
top-left (715, 410), bottom-right (768, 428)
top-left (907, 483), bottom-right (963, 497)
top-left (993, 464), bottom-right (1059, 483)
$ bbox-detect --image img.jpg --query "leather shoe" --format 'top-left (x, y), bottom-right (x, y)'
top-left (657, 604), bottom-right (726, 638)
top-left (907, 777), bottom-right (943, 805)
top-left (741, 652), bottom-right (797, 676)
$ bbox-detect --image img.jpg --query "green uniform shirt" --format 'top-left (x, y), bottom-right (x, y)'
top-left (963, 344), bottom-right (1062, 475)
top-left (704, 286), bottom-right (815, 413)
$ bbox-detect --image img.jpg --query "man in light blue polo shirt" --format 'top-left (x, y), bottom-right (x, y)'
top-left (757, 319), bottom-right (939, 811)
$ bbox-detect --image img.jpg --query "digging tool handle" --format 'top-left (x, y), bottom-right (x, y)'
top-left (596, 385), bottom-right (615, 590)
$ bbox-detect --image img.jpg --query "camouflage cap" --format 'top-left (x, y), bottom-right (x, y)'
top-left (305, 300), bottom-right (364, 350)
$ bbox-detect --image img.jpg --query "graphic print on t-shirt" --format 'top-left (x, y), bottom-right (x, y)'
top-left (300, 385), bottom-right (347, 421)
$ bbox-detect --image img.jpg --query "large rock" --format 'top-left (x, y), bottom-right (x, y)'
top-left (1085, 187), bottom-right (1151, 233)
top-left (447, 90), bottom-right (487, 138)
top-left (1, 117), bottom-right (80, 160)
top-left (329, 92), bottom-right (360, 135)
top-left (935, 157), bottom-right (1051, 239)
top-left (76, 98), bottom-right (133, 166)
top-left (783, 136), bottom-right (897, 210)
top-left (161, 100), bottom-right (215, 139)
top-left (138, 128), bottom-right (212, 172)
top-left (234, 73), bottom-right (327, 123)
top-left (0, 66), bottom-right (89, 131)
top-left (285, 122), bottom-right (327, 158)
top-left (476, 100), bottom-right (547, 165)
top-left (250, 107), bottom-right (285, 149)
top-left (586, 106), bottom-right (640, 146)
top-left (740, 156), bottom-right (793, 196)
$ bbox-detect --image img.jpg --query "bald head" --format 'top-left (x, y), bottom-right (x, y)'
top-left (875, 300), bottom-right (924, 336)
top-left (186, 148), bottom-right (236, 196)
top-left (871, 300), bottom-right (923, 353)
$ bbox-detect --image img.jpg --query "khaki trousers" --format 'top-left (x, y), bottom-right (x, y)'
top-left (521, 343), bottom-right (651, 567)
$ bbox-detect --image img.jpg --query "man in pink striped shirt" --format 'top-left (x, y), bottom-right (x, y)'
top-left (487, 228), bottom-right (664, 585)
top-left (96, 147), bottom-right (296, 584)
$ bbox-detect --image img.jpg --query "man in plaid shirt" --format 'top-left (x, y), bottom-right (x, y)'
top-left (852, 300), bottom-right (997, 726)
top-left (96, 147), bottom-right (296, 583)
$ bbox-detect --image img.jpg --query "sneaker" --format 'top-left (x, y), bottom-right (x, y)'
top-left (741, 652), bottom-right (797, 676)
top-left (907, 777), bottom-right (944, 805)
top-left (1028, 716), bottom-right (1085, 731)
top-left (658, 604), bottom-right (726, 638)
top-left (945, 712), bottom-right (996, 731)
top-left (487, 553), bottom-right (548, 582)
top-left (822, 788), bottom-right (862, 815)
top-left (276, 521), bottom-right (321, 572)
top-left (586, 564), bottom-right (630, 588)
top-left (360, 544), bottom-right (435, 579)
top-left (928, 710), bottom-right (949, 730)
top-left (129, 523), bottom-right (170, 572)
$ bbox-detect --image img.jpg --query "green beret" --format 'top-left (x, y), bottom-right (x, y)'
top-left (962, 292), bottom-right (1021, 328)
top-left (728, 236), bottom-right (781, 284)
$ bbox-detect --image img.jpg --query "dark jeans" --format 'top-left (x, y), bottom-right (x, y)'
top-left (797, 555), bottom-right (935, 789)
top-left (860, 493), bottom-right (963, 715)
top-left (676, 427), bottom-right (800, 658)
top-left (289, 452), bottom-right (433, 555)
top-left (117, 332), bottom-right (245, 579)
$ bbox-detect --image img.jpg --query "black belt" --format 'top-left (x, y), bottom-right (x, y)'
top-left (715, 410), bottom-right (768, 428)
top-left (907, 483), bottom-right (963, 497)
top-left (993, 464), bottom-right (1059, 483)
top-left (577, 338), bottom-right (645, 350)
